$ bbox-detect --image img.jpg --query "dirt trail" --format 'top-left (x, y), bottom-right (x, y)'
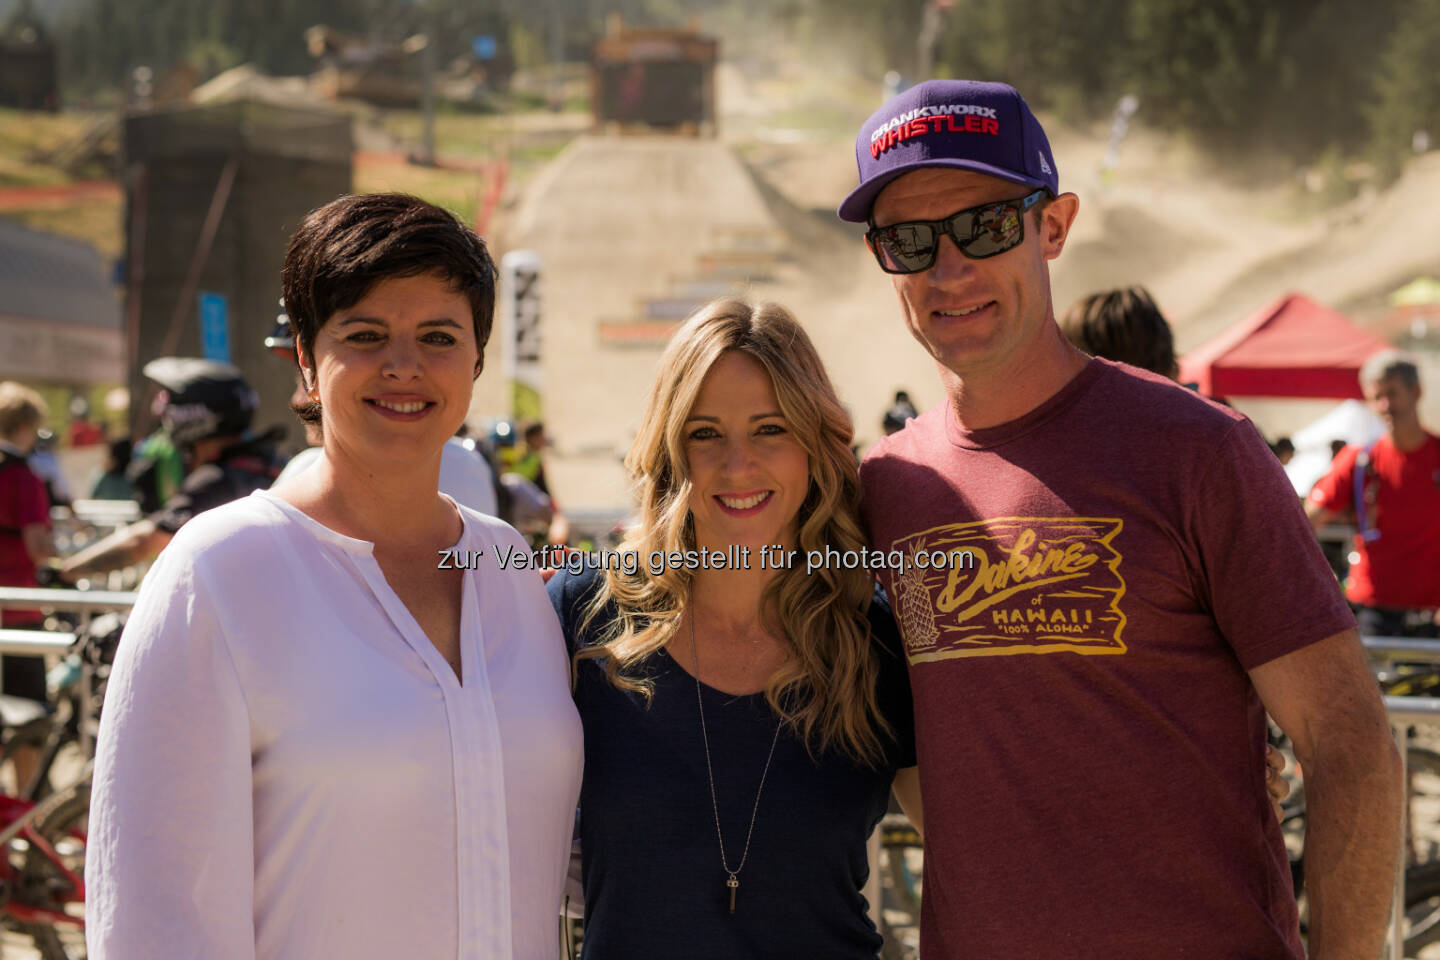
top-left (509, 68), bottom-right (1440, 511)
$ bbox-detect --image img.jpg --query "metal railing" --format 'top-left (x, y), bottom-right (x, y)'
top-left (1362, 636), bottom-right (1440, 960)
top-left (0, 585), bottom-right (1435, 951)
top-left (0, 630), bottom-right (77, 657)
top-left (0, 587), bottom-right (138, 614)
top-left (0, 586), bottom-right (137, 760)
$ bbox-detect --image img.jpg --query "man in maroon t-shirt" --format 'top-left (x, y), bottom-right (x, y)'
top-left (1307, 351), bottom-right (1440, 638)
top-left (837, 80), bottom-right (1401, 959)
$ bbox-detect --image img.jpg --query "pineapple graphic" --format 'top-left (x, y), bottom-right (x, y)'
top-left (895, 545), bottom-right (940, 653)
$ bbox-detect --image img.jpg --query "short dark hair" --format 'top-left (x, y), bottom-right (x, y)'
top-left (1359, 349), bottom-right (1421, 390)
top-left (1058, 285), bottom-right (1178, 378)
top-left (281, 193), bottom-right (497, 424)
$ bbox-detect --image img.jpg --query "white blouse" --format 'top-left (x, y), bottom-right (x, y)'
top-left (88, 490), bottom-right (583, 959)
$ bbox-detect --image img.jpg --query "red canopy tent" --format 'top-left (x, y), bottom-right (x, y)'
top-left (1179, 293), bottom-right (1393, 399)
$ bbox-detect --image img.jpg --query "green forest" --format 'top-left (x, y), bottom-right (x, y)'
top-left (817, 0), bottom-right (1440, 177)
top-left (13, 0), bottom-right (1440, 177)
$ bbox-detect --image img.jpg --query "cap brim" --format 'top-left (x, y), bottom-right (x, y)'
top-left (837, 158), bottom-right (1048, 223)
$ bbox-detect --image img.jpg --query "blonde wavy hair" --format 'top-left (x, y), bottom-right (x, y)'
top-left (577, 300), bottom-right (890, 766)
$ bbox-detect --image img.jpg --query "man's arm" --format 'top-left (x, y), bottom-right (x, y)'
top-left (20, 522), bottom-right (54, 566)
top-left (1305, 449), bottom-right (1356, 534)
top-left (1304, 498), bottom-right (1339, 533)
top-left (1250, 628), bottom-right (1402, 959)
top-left (60, 519), bottom-right (172, 578)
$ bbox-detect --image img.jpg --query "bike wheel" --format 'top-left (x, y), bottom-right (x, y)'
top-left (1382, 669), bottom-right (1440, 699)
top-left (19, 785), bottom-right (88, 960)
top-left (1405, 747), bottom-right (1440, 867)
top-left (1404, 860), bottom-right (1440, 955)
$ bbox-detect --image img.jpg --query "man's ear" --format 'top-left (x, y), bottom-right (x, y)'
top-left (1041, 192), bottom-right (1080, 261)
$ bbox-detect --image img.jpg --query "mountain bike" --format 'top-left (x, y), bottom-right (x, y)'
top-left (0, 592), bottom-right (126, 959)
top-left (0, 756), bottom-right (89, 958)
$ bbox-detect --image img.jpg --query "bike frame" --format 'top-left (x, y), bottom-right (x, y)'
top-left (0, 763), bottom-right (91, 929)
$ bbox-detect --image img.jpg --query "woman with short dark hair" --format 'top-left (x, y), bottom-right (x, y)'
top-left (88, 194), bottom-right (583, 959)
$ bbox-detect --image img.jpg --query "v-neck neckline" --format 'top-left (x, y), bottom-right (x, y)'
top-left (253, 489), bottom-right (478, 690)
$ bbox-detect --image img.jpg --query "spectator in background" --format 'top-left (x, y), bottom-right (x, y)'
top-left (1331, 438), bottom-right (1348, 460)
top-left (68, 395), bottom-right (107, 447)
top-left (510, 421), bottom-right (551, 495)
top-left (1306, 351), bottom-right (1440, 638)
top-left (26, 429), bottom-right (72, 510)
top-left (0, 382), bottom-right (58, 790)
top-left (882, 390), bottom-right (919, 435)
top-left (91, 437), bottom-right (137, 501)
top-left (1059, 285), bottom-right (1179, 379)
top-left (1270, 437), bottom-right (1295, 466)
top-left (127, 418), bottom-right (185, 515)
top-left (498, 420), bottom-right (569, 544)
top-left (61, 359), bottom-right (282, 579)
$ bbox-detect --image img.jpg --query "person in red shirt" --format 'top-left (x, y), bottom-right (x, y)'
top-left (0, 382), bottom-right (55, 630)
top-left (1307, 351), bottom-right (1440, 637)
top-left (0, 382), bottom-right (58, 791)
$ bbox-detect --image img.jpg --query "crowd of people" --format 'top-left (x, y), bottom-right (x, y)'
top-left (0, 75), bottom-right (1432, 960)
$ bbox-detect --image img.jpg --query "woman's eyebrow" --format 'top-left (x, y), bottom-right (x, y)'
top-left (685, 411), bottom-right (784, 421)
top-left (337, 316), bottom-right (465, 328)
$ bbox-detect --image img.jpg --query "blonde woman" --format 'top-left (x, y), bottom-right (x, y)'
top-left (547, 300), bottom-right (921, 959)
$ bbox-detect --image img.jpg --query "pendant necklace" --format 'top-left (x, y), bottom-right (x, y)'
top-left (689, 612), bottom-right (781, 915)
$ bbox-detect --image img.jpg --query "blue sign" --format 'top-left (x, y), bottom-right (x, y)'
top-left (472, 35), bottom-right (498, 61)
top-left (198, 292), bottom-right (230, 363)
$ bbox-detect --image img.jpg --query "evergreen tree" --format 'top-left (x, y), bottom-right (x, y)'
top-left (1368, 0), bottom-right (1440, 177)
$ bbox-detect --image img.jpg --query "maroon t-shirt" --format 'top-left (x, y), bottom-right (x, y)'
top-left (860, 359), bottom-right (1354, 959)
top-left (0, 453), bottom-right (51, 627)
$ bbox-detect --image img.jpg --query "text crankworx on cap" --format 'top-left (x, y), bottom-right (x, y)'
top-left (838, 78), bottom-right (1059, 223)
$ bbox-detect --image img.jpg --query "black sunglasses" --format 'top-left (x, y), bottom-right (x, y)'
top-left (865, 189), bottom-right (1048, 274)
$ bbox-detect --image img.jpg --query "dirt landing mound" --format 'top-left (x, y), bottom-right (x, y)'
top-left (509, 135), bottom-right (800, 508)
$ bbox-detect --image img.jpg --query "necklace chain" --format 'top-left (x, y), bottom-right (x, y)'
top-left (689, 611), bottom-right (781, 895)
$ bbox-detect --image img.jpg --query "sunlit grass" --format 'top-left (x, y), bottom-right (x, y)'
top-left (0, 107), bottom-right (106, 187)
top-left (0, 104), bottom-right (582, 257)
top-left (354, 154), bottom-right (483, 226)
top-left (4, 197), bottom-right (124, 259)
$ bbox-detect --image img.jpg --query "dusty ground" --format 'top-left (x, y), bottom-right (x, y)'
top-left (491, 63), bottom-right (1440, 512)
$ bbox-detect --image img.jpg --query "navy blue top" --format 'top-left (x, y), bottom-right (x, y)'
top-left (547, 566), bottom-right (916, 960)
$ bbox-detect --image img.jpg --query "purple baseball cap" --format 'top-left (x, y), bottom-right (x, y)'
top-left (837, 79), bottom-right (1059, 223)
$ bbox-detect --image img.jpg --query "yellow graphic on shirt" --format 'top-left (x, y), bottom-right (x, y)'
top-left (890, 517), bottom-right (1126, 663)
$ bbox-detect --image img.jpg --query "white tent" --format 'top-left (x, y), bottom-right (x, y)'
top-left (1283, 399), bottom-right (1386, 496)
